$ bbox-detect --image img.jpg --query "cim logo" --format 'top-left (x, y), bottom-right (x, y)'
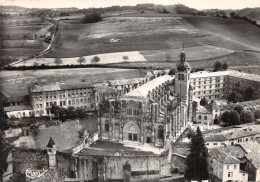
top-left (21, 168), bottom-right (48, 179)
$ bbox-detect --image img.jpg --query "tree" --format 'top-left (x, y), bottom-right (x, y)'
top-left (254, 109), bottom-right (260, 120)
top-left (240, 110), bottom-right (254, 124)
top-left (82, 12), bottom-right (102, 24)
top-left (168, 69), bottom-right (175, 75)
top-left (33, 62), bottom-right (39, 66)
top-left (166, 54), bottom-right (171, 62)
top-left (228, 110), bottom-right (241, 125)
top-left (220, 110), bottom-right (230, 124)
top-left (222, 62), bottom-right (228, 70)
top-left (77, 57), bottom-right (86, 65)
top-left (50, 105), bottom-right (60, 116)
top-left (213, 61), bottom-right (222, 71)
top-left (123, 56), bottom-right (129, 62)
top-left (185, 127), bottom-right (209, 181)
top-left (200, 97), bottom-right (208, 106)
top-left (228, 91), bottom-right (243, 103)
top-left (0, 132), bottom-right (11, 181)
top-left (244, 85), bottom-right (255, 101)
top-left (91, 56), bottom-right (100, 64)
top-left (54, 58), bottom-right (63, 66)
top-left (233, 104), bottom-right (243, 114)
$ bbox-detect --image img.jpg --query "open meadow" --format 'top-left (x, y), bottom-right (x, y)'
top-left (0, 68), bottom-right (147, 97)
top-left (40, 12), bottom-right (260, 69)
top-left (182, 15), bottom-right (260, 51)
top-left (0, 16), bottom-right (48, 64)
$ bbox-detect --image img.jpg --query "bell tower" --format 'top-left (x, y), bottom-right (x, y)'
top-left (174, 48), bottom-right (191, 101)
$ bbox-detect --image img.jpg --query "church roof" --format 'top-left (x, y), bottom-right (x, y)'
top-left (176, 61), bottom-right (190, 72)
top-left (124, 75), bottom-right (173, 98)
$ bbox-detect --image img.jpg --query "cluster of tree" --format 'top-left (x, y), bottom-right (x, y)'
top-left (81, 12), bottom-right (102, 24)
top-left (200, 97), bottom-right (208, 106)
top-left (229, 12), bottom-right (260, 27)
top-left (220, 104), bottom-right (259, 125)
top-left (50, 105), bottom-right (88, 121)
top-left (228, 83), bottom-right (259, 103)
top-left (213, 61), bottom-right (228, 71)
top-left (185, 127), bottom-right (209, 181)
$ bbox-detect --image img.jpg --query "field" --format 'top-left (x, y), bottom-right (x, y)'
top-left (183, 16), bottom-right (260, 51)
top-left (0, 68), bottom-right (147, 97)
top-left (40, 12), bottom-right (260, 68)
top-left (0, 16), bottom-right (48, 64)
top-left (43, 16), bottom-right (200, 58)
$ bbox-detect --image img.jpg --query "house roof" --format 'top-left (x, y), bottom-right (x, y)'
top-left (95, 85), bottom-right (117, 94)
top-left (217, 145), bottom-right (246, 159)
top-left (4, 105), bottom-right (33, 112)
top-left (238, 142), bottom-right (260, 168)
top-left (209, 148), bottom-right (241, 164)
top-left (29, 82), bottom-right (93, 93)
top-left (108, 77), bottom-right (149, 86)
top-left (204, 125), bottom-right (260, 142)
top-left (125, 75), bottom-right (173, 98)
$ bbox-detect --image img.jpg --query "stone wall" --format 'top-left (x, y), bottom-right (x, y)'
top-left (171, 154), bottom-right (186, 173)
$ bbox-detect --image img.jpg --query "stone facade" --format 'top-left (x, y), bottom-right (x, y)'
top-left (99, 51), bottom-right (192, 149)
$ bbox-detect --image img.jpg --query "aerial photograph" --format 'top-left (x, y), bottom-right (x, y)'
top-left (0, 0), bottom-right (260, 181)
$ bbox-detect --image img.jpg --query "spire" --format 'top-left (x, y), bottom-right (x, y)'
top-left (46, 137), bottom-right (55, 148)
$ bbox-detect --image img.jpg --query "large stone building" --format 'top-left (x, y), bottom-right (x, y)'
top-left (99, 51), bottom-right (193, 148)
top-left (28, 82), bottom-right (98, 116)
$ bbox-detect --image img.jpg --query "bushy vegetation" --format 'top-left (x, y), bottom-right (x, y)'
top-left (228, 83), bottom-right (259, 103)
top-left (213, 61), bottom-right (228, 72)
top-left (50, 105), bottom-right (88, 121)
top-left (81, 12), bottom-right (102, 24)
top-left (220, 105), bottom-right (258, 125)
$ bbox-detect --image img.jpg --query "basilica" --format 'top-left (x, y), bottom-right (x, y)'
top-left (99, 51), bottom-right (193, 148)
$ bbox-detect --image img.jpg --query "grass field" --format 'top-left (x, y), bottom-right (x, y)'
top-left (182, 15), bottom-right (260, 51)
top-left (43, 16), bottom-right (200, 58)
top-left (0, 68), bottom-right (146, 97)
top-left (0, 16), bottom-right (48, 64)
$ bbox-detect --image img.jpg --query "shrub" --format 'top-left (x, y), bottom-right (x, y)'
top-left (240, 110), bottom-right (254, 124)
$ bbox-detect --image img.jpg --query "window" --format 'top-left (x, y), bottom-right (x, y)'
top-left (158, 126), bottom-right (164, 138)
top-left (198, 115), bottom-right (201, 119)
top-left (46, 103), bottom-right (49, 107)
top-left (234, 165), bottom-right (236, 169)
top-left (204, 116), bottom-right (207, 120)
top-left (228, 172), bottom-right (233, 177)
top-left (147, 137), bottom-right (151, 143)
top-left (105, 121), bottom-right (109, 132)
top-left (213, 143), bottom-right (217, 145)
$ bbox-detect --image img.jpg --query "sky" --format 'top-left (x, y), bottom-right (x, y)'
top-left (1, 0), bottom-right (260, 10)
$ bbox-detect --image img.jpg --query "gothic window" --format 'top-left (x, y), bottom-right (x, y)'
top-left (158, 126), bottom-right (164, 139)
top-left (105, 121), bottom-right (109, 132)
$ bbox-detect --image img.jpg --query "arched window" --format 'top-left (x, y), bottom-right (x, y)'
top-left (105, 121), bottom-right (109, 132)
top-left (158, 126), bottom-right (164, 138)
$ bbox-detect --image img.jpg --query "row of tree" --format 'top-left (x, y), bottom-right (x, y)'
top-left (50, 105), bottom-right (88, 121)
top-left (228, 83), bottom-right (259, 103)
top-left (221, 104), bottom-right (260, 125)
top-left (213, 61), bottom-right (228, 72)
